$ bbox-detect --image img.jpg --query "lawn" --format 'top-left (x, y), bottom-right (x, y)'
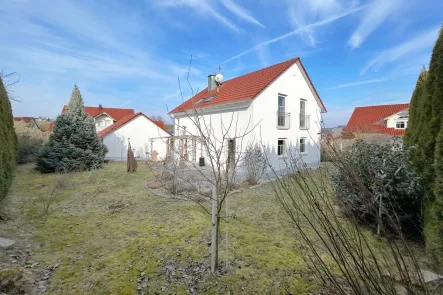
top-left (0, 163), bottom-right (319, 294)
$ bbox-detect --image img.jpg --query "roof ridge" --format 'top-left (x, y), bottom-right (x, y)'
top-left (355, 103), bottom-right (409, 108)
top-left (223, 57), bottom-right (299, 84)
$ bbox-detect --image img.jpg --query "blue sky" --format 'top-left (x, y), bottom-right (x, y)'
top-left (1, 0), bottom-right (442, 127)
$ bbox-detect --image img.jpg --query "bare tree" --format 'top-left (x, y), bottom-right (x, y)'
top-left (265, 130), bottom-right (441, 294)
top-left (145, 56), bottom-right (260, 272)
top-left (1, 71), bottom-right (20, 101)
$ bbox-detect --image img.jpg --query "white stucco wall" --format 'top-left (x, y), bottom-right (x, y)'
top-left (252, 62), bottom-right (322, 172)
top-left (386, 113), bottom-right (408, 129)
top-left (95, 114), bottom-right (114, 132)
top-left (102, 116), bottom-right (171, 161)
top-left (172, 61), bottom-right (324, 174)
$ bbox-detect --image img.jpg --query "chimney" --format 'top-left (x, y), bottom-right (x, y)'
top-left (207, 74), bottom-right (216, 92)
top-left (98, 104), bottom-right (103, 110)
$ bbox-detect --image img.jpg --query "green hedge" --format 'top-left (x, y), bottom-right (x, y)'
top-left (0, 77), bottom-right (17, 200)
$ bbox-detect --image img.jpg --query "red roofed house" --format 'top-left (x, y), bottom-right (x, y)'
top-left (61, 104), bottom-right (135, 132)
top-left (344, 103), bottom-right (410, 137)
top-left (170, 57), bottom-right (327, 172)
top-left (14, 117), bottom-right (39, 129)
top-left (56, 105), bottom-right (171, 161)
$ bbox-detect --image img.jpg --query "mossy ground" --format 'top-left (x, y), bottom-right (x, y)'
top-left (0, 163), bottom-right (319, 294)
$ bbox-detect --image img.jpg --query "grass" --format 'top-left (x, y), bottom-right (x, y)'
top-left (0, 163), bottom-right (320, 294)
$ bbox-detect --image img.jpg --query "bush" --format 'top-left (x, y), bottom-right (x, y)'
top-left (0, 76), bottom-right (17, 200)
top-left (332, 139), bottom-right (424, 239)
top-left (14, 121), bottom-right (49, 164)
top-left (243, 144), bottom-right (266, 185)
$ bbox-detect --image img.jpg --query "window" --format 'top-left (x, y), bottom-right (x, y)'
top-left (204, 95), bottom-right (216, 103)
top-left (98, 120), bottom-right (105, 127)
top-left (278, 139), bottom-right (286, 156)
top-left (396, 121), bottom-right (406, 129)
top-left (299, 137), bottom-right (307, 154)
top-left (277, 94), bottom-right (287, 127)
top-left (300, 99), bottom-right (306, 116)
top-left (300, 99), bottom-right (308, 129)
top-left (105, 120), bottom-right (111, 126)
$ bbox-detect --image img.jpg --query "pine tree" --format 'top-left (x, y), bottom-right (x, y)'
top-left (36, 85), bottom-right (108, 173)
top-left (66, 84), bottom-right (88, 120)
top-left (0, 76), bottom-right (17, 199)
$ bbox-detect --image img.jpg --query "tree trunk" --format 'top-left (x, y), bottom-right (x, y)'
top-left (211, 185), bottom-right (218, 272)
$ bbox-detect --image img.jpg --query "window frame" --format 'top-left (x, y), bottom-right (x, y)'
top-left (299, 137), bottom-right (307, 154)
top-left (277, 138), bottom-right (286, 157)
top-left (98, 120), bottom-right (105, 127)
top-left (395, 121), bottom-right (406, 129)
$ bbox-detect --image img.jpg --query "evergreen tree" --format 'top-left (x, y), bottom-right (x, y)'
top-left (66, 84), bottom-right (88, 120)
top-left (0, 76), bottom-right (17, 199)
top-left (426, 128), bottom-right (443, 261)
top-left (411, 26), bottom-right (443, 264)
top-left (36, 85), bottom-right (108, 173)
top-left (404, 68), bottom-right (428, 147)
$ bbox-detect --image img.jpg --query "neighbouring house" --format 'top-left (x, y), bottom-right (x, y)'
top-left (61, 104), bottom-right (135, 132)
top-left (14, 117), bottom-right (39, 129)
top-left (344, 103), bottom-right (410, 138)
top-left (98, 112), bottom-right (171, 161)
top-left (169, 57), bottom-right (327, 174)
top-left (50, 105), bottom-right (171, 161)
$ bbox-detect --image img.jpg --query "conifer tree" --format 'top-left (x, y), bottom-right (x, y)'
top-left (0, 76), bottom-right (17, 199)
top-left (426, 128), bottom-right (443, 261)
top-left (66, 84), bottom-right (88, 120)
top-left (36, 85), bottom-right (107, 173)
top-left (411, 26), bottom-right (443, 264)
top-left (404, 68), bottom-right (427, 147)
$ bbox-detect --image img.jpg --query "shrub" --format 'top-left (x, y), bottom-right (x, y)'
top-left (0, 76), bottom-right (17, 200)
top-left (243, 144), bottom-right (266, 185)
top-left (332, 139), bottom-right (424, 239)
top-left (14, 121), bottom-right (49, 164)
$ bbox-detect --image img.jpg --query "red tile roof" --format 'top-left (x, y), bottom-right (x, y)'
top-left (344, 103), bottom-right (410, 136)
top-left (62, 105), bottom-right (134, 121)
top-left (48, 122), bottom-right (55, 132)
top-left (97, 112), bottom-right (171, 137)
top-left (170, 57), bottom-right (326, 114)
top-left (14, 117), bottom-right (34, 123)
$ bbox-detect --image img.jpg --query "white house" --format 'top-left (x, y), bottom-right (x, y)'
top-left (169, 57), bottom-right (327, 174)
top-left (98, 112), bottom-right (171, 161)
top-left (61, 104), bottom-right (135, 132)
top-left (54, 105), bottom-right (171, 161)
top-left (344, 103), bottom-right (410, 136)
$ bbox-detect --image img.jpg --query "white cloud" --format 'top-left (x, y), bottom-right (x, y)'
top-left (348, 0), bottom-right (401, 49)
top-left (286, 0), bottom-right (344, 48)
top-left (223, 4), bottom-right (365, 63)
top-left (159, 0), bottom-right (241, 33)
top-left (361, 26), bottom-right (440, 75)
top-left (220, 0), bottom-right (265, 28)
top-left (324, 78), bottom-right (388, 90)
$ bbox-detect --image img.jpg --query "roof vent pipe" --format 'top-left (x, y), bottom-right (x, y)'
top-left (208, 74), bottom-right (216, 92)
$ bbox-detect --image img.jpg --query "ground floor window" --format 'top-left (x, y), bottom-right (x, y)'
top-left (278, 139), bottom-right (286, 156)
top-left (300, 137), bottom-right (307, 154)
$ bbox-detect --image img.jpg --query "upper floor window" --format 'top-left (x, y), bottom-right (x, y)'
top-left (396, 121), bottom-right (406, 129)
top-left (300, 99), bottom-right (309, 129)
top-left (97, 120), bottom-right (105, 127)
top-left (277, 94), bottom-right (290, 129)
top-left (105, 120), bottom-right (111, 126)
